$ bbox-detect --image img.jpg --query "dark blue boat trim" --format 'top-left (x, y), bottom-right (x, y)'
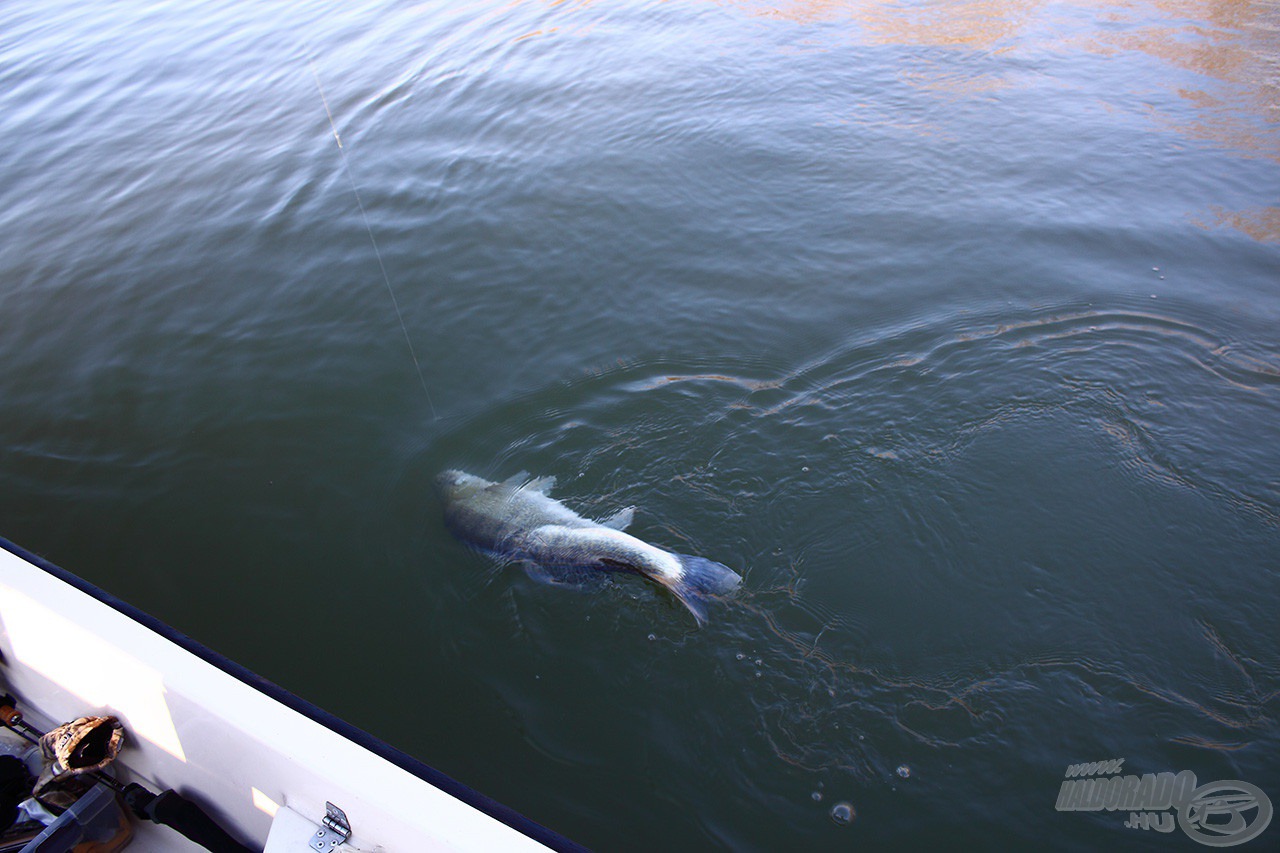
top-left (0, 536), bottom-right (585, 852)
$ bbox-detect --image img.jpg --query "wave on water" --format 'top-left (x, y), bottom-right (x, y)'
top-left (414, 299), bottom-right (1280, 823)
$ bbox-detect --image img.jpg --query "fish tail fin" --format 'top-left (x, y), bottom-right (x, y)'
top-left (667, 555), bottom-right (742, 626)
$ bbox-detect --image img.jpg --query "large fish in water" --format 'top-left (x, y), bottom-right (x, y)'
top-left (437, 470), bottom-right (741, 625)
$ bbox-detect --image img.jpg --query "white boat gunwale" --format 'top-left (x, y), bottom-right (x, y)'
top-left (0, 535), bottom-right (584, 852)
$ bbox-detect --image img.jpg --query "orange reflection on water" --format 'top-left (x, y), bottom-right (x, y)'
top-left (731, 0), bottom-right (1044, 50)
top-left (726, 0), bottom-right (1280, 240)
top-left (1088, 0), bottom-right (1280, 162)
top-left (1085, 0), bottom-right (1280, 241)
top-left (1197, 205), bottom-right (1280, 243)
top-left (859, 0), bottom-right (1044, 51)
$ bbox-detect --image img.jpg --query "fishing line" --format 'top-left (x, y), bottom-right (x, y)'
top-left (309, 59), bottom-right (436, 419)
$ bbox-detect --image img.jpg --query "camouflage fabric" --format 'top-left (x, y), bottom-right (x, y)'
top-left (32, 716), bottom-right (124, 812)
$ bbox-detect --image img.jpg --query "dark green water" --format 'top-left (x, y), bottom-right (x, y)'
top-left (2, 0), bottom-right (1278, 849)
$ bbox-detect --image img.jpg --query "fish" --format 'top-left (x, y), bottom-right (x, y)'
top-left (437, 469), bottom-right (742, 625)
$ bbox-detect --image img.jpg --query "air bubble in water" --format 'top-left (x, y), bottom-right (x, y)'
top-left (811, 791), bottom-right (823, 802)
top-left (830, 802), bottom-right (855, 825)
top-left (897, 765), bottom-right (911, 778)
top-left (735, 652), bottom-right (745, 660)
top-left (647, 634), bottom-right (656, 641)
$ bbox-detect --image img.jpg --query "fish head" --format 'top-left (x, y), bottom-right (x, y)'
top-left (435, 469), bottom-right (489, 502)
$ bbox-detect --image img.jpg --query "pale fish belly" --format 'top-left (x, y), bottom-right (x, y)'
top-left (514, 525), bottom-right (684, 582)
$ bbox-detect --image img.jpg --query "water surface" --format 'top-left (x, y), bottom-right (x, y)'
top-left (2, 0), bottom-right (1278, 848)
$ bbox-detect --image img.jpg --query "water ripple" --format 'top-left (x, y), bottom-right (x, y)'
top-left (417, 298), bottom-right (1280, 829)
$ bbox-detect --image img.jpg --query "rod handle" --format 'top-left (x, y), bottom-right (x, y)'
top-left (126, 784), bottom-right (255, 852)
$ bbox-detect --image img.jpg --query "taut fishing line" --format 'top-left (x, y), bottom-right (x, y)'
top-left (309, 59), bottom-right (436, 419)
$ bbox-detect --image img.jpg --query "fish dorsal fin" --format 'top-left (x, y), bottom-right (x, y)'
top-left (524, 475), bottom-right (556, 494)
top-left (597, 506), bottom-right (635, 530)
top-left (498, 472), bottom-right (556, 494)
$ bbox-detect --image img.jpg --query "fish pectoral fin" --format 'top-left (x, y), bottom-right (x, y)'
top-left (516, 560), bottom-right (559, 585)
top-left (519, 560), bottom-right (606, 589)
top-left (598, 557), bottom-right (639, 573)
top-left (596, 506), bottom-right (636, 531)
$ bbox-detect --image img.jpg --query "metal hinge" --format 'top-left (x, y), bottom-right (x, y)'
top-left (309, 802), bottom-right (352, 851)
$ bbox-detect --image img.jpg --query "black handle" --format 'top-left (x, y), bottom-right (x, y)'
top-left (126, 784), bottom-right (256, 852)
